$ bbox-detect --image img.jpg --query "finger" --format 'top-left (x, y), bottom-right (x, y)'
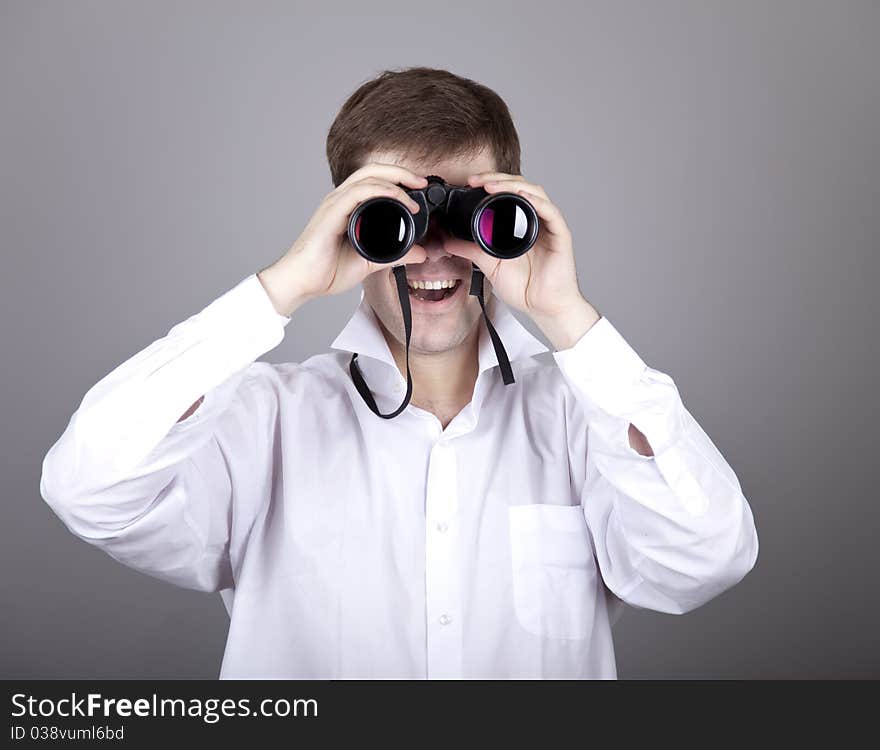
top-left (341, 163), bottom-right (428, 190)
top-left (398, 244), bottom-right (428, 266)
top-left (514, 189), bottom-right (571, 241)
top-left (318, 183), bottom-right (420, 242)
top-left (333, 181), bottom-right (421, 214)
top-left (480, 181), bottom-right (568, 238)
top-left (441, 238), bottom-right (482, 263)
top-left (359, 240), bottom-right (427, 278)
top-left (481, 178), bottom-right (549, 200)
top-left (442, 238), bottom-right (501, 280)
top-left (467, 171), bottom-right (524, 186)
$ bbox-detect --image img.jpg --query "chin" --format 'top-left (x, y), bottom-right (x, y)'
top-left (411, 313), bottom-right (480, 354)
top-left (365, 278), bottom-right (481, 354)
top-left (410, 333), bottom-right (461, 354)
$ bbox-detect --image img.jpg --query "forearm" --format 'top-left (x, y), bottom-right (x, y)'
top-left (628, 423), bottom-right (654, 457)
top-left (177, 395), bottom-right (205, 423)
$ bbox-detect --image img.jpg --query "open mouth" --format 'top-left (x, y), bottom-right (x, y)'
top-left (407, 279), bottom-right (463, 303)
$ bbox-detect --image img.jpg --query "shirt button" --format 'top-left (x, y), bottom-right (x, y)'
top-left (436, 522), bottom-right (448, 533)
top-left (439, 614), bottom-right (452, 626)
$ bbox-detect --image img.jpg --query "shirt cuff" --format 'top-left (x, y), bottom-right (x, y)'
top-left (187, 273), bottom-right (293, 335)
top-left (553, 317), bottom-right (684, 457)
top-left (553, 317), bottom-right (647, 388)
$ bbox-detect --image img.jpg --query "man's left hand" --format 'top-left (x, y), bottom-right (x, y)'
top-left (444, 172), bottom-right (601, 350)
top-left (446, 172), bottom-right (653, 457)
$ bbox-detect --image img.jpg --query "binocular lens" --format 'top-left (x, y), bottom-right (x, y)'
top-left (476, 197), bottom-right (536, 257)
top-left (352, 201), bottom-right (412, 263)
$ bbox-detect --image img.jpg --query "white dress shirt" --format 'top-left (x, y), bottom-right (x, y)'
top-left (40, 273), bottom-right (759, 679)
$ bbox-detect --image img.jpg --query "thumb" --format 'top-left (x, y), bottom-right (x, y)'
top-left (443, 239), bottom-right (494, 276)
top-left (401, 244), bottom-right (429, 265)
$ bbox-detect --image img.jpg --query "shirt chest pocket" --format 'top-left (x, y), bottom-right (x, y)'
top-left (507, 503), bottom-right (599, 640)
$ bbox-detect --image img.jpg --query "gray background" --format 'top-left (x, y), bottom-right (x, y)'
top-left (2, 0), bottom-right (877, 679)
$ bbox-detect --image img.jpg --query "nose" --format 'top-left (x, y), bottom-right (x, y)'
top-left (421, 213), bottom-right (450, 253)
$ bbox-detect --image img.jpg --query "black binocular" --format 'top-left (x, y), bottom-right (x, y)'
top-left (346, 174), bottom-right (536, 421)
top-left (347, 175), bottom-right (540, 263)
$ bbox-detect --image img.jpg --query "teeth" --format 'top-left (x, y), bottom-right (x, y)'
top-left (408, 279), bottom-right (458, 290)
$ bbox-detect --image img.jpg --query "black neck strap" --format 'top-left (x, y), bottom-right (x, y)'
top-left (349, 263), bottom-right (515, 419)
top-left (469, 265), bottom-right (515, 386)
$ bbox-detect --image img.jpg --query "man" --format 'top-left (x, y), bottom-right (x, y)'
top-left (40, 67), bottom-right (759, 679)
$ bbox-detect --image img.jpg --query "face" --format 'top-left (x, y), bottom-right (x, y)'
top-left (361, 148), bottom-right (498, 356)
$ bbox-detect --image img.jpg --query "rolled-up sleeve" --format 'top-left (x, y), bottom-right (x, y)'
top-left (554, 316), bottom-right (759, 614)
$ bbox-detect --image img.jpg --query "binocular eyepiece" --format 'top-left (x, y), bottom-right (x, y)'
top-left (347, 175), bottom-right (540, 264)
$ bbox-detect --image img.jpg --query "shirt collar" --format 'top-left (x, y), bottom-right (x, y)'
top-left (330, 288), bottom-right (549, 380)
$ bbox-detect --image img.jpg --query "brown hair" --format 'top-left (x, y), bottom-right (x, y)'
top-left (326, 67), bottom-right (521, 187)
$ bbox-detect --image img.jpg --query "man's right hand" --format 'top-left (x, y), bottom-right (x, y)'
top-left (257, 163), bottom-right (429, 317)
